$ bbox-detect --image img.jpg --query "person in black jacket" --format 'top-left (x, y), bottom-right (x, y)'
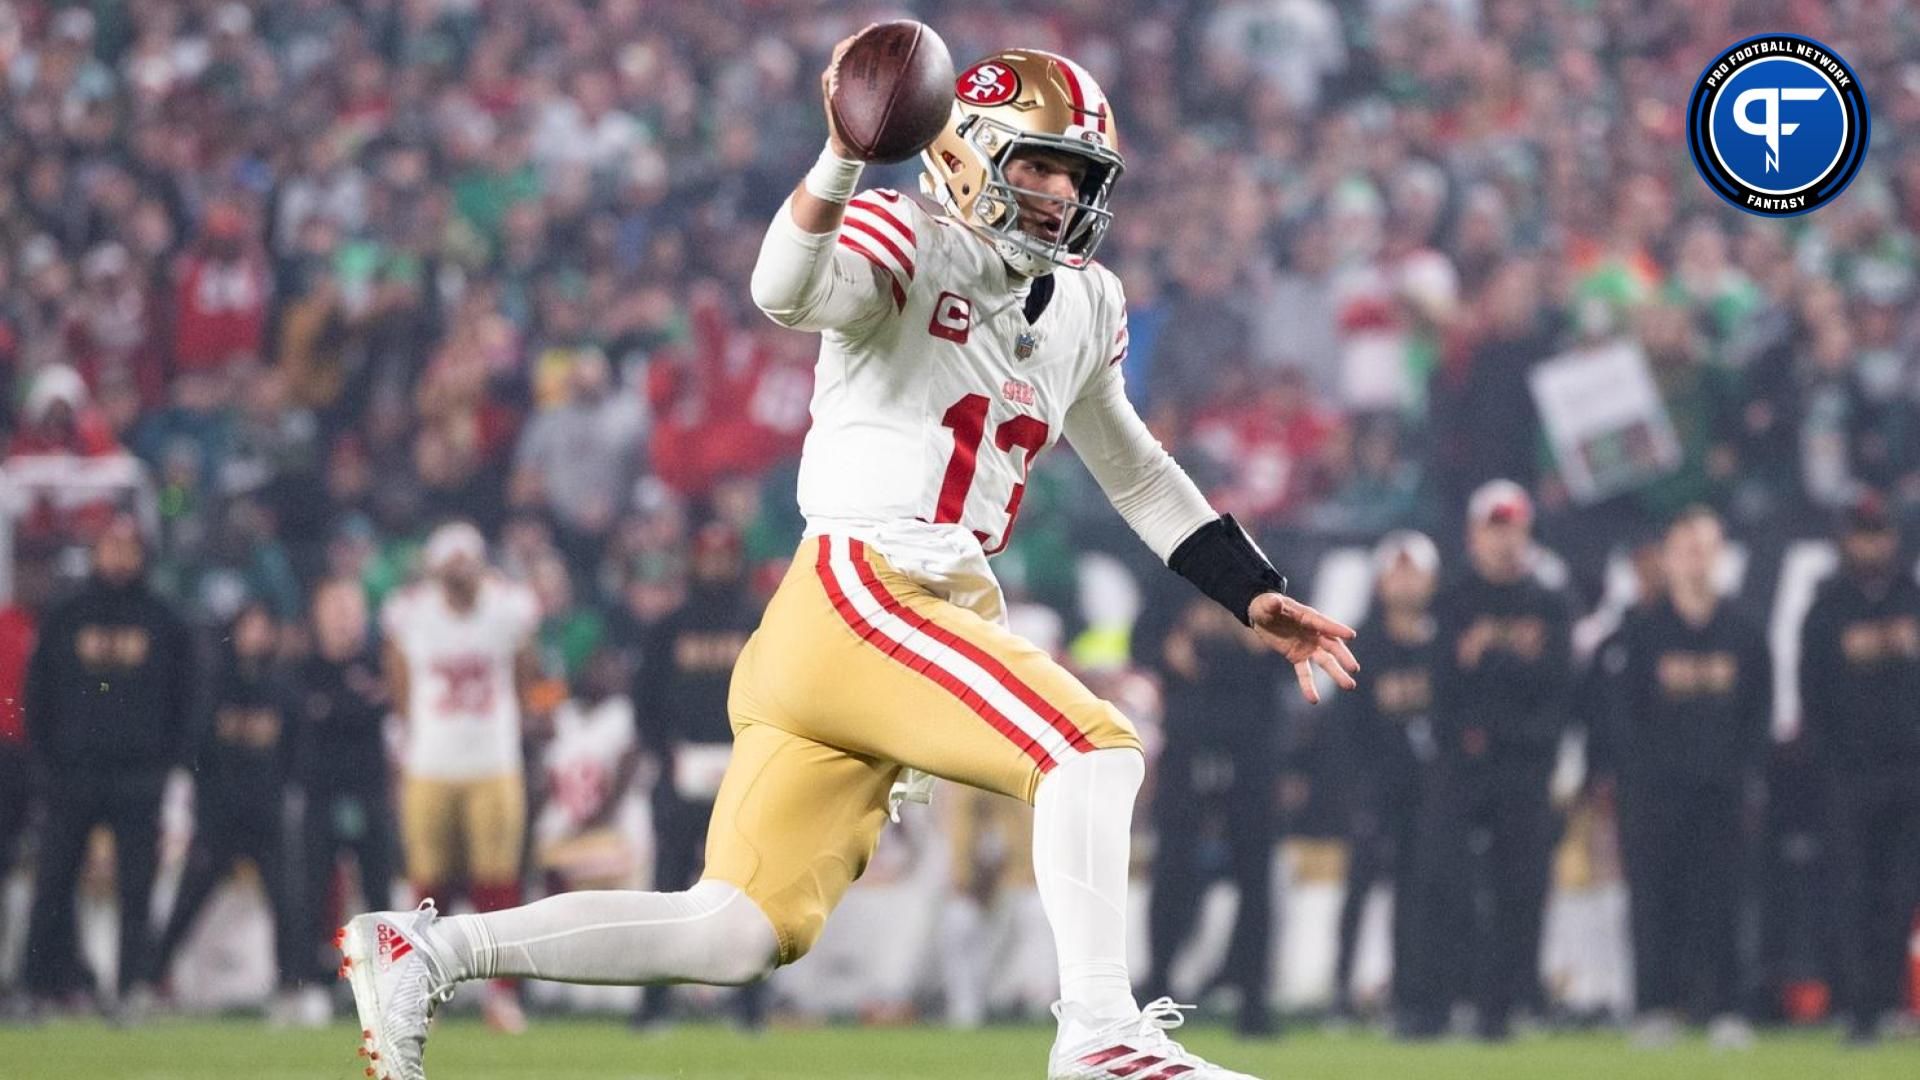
top-left (1797, 493), bottom-right (1920, 1044)
top-left (1138, 590), bottom-right (1291, 1037)
top-left (631, 522), bottom-right (765, 1029)
top-left (23, 518), bottom-right (196, 1015)
top-left (1611, 507), bottom-right (1770, 1049)
top-left (292, 577), bottom-right (396, 1006)
top-left (1400, 480), bottom-right (1574, 1041)
top-left (1331, 531), bottom-right (1440, 1021)
top-left (1579, 528), bottom-right (1667, 792)
top-left (153, 600), bottom-right (301, 1003)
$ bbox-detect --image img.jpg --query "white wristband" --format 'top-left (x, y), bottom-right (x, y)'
top-left (803, 143), bottom-right (864, 204)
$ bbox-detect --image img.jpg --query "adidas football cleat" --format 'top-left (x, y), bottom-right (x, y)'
top-left (1049, 998), bottom-right (1262, 1080)
top-left (337, 901), bottom-right (458, 1080)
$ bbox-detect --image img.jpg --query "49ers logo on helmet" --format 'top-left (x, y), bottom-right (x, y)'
top-left (957, 61), bottom-right (1019, 106)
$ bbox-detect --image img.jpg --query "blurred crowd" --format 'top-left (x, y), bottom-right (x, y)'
top-left (0, 0), bottom-right (1916, 1044)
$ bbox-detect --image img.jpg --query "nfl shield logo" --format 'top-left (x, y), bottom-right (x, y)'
top-left (1014, 330), bottom-right (1037, 361)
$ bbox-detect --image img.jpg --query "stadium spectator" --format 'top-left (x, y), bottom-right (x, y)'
top-left (511, 349), bottom-right (644, 577)
top-left (170, 201), bottom-right (271, 375)
top-left (23, 517), bottom-right (196, 1019)
top-left (291, 577), bottom-right (395, 1024)
top-left (153, 601), bottom-right (302, 1016)
top-left (1401, 481), bottom-right (1573, 1041)
top-left (630, 521), bottom-right (765, 1030)
top-left (1330, 531), bottom-right (1440, 1022)
top-left (0, 559), bottom-right (40, 1014)
top-left (1610, 508), bottom-right (1770, 1050)
top-left (1797, 494), bottom-right (1920, 1045)
top-left (1137, 591), bottom-right (1290, 1036)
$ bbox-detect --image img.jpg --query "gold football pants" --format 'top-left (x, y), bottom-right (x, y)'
top-left (704, 535), bottom-right (1140, 963)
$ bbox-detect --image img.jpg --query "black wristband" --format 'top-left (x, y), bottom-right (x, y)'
top-left (1166, 514), bottom-right (1288, 626)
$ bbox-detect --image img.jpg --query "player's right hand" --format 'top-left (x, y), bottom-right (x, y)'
top-left (819, 29), bottom-right (868, 159)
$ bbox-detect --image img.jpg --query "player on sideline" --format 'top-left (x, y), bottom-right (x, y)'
top-left (339, 39), bottom-right (1358, 1080)
top-left (379, 522), bottom-right (541, 1033)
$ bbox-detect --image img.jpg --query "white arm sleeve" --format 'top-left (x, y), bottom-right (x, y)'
top-left (748, 195), bottom-right (896, 333)
top-left (1064, 362), bottom-right (1218, 562)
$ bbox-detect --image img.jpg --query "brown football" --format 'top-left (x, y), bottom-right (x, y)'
top-left (828, 21), bottom-right (955, 164)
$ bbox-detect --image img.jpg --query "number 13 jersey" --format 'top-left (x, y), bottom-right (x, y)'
top-left (791, 189), bottom-right (1132, 596)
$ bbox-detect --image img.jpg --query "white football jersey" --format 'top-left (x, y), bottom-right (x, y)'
top-left (796, 189), bottom-right (1131, 608)
top-left (535, 694), bottom-right (642, 846)
top-left (381, 575), bottom-right (539, 780)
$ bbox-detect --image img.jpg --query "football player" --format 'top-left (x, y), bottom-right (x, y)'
top-left (379, 521), bottom-right (541, 1034)
top-left (340, 40), bottom-right (1356, 1080)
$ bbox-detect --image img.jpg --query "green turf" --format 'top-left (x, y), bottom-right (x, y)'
top-left (1, 1018), bottom-right (1915, 1079)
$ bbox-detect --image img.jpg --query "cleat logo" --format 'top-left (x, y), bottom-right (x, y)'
top-left (375, 922), bottom-right (413, 968)
top-left (1076, 1047), bottom-right (1194, 1078)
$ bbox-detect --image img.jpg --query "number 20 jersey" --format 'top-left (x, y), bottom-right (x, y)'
top-left (796, 189), bottom-right (1131, 580)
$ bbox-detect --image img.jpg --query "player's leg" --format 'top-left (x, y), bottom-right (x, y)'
top-left (1140, 757), bottom-right (1204, 1005)
top-left (339, 716), bottom-right (893, 1079)
top-left (754, 538), bottom-right (1146, 1028)
top-left (152, 819), bottom-right (237, 986)
top-left (785, 538), bottom-right (1256, 1076)
top-left (104, 771), bottom-right (166, 1010)
top-left (1222, 754), bottom-right (1278, 1034)
top-left (23, 777), bottom-right (104, 1001)
top-left (633, 785), bottom-right (700, 1024)
top-left (939, 787), bottom-right (1009, 1028)
top-left (462, 773), bottom-right (528, 1032)
top-left (397, 776), bottom-right (459, 914)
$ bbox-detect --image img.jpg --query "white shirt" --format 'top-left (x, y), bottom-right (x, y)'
top-left (535, 694), bottom-right (640, 845)
top-left (750, 189), bottom-right (1216, 615)
top-left (382, 576), bottom-right (539, 780)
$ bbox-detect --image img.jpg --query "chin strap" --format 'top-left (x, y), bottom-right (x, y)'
top-left (1166, 514), bottom-right (1288, 626)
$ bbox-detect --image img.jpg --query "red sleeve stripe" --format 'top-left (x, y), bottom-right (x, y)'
top-left (1108, 347), bottom-right (1128, 367)
top-left (841, 215), bottom-right (915, 279)
top-left (847, 197), bottom-right (916, 246)
top-left (844, 205), bottom-right (916, 262)
top-left (837, 235), bottom-right (908, 310)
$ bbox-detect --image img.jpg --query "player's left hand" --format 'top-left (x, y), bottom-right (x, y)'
top-left (1248, 592), bottom-right (1359, 705)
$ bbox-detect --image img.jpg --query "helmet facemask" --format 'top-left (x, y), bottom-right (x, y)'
top-left (931, 114), bottom-right (1124, 277)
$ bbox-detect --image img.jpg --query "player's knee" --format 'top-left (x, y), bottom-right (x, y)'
top-left (690, 879), bottom-right (783, 984)
top-left (1046, 744), bottom-right (1144, 791)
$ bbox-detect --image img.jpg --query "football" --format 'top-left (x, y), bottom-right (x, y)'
top-left (828, 20), bottom-right (955, 164)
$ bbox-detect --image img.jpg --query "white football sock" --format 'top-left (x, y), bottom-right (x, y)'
top-left (438, 879), bottom-right (778, 987)
top-left (1033, 748), bottom-right (1144, 1044)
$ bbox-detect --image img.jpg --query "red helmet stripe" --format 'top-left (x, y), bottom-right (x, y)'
top-left (1047, 54), bottom-right (1108, 133)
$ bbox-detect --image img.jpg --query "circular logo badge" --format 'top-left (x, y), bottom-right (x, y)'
top-left (1687, 34), bottom-right (1869, 217)
top-left (957, 61), bottom-right (1020, 107)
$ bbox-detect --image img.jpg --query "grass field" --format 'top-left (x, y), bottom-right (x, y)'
top-left (3, 1019), bottom-right (1917, 1080)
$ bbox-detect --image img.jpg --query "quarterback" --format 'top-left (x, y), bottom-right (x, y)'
top-left (339, 40), bottom-right (1358, 1080)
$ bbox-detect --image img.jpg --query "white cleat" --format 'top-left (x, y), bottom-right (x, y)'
top-left (337, 901), bottom-right (457, 1080)
top-left (1049, 998), bottom-right (1262, 1079)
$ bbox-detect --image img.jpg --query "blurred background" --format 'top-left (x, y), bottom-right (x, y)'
top-left (0, 0), bottom-right (1916, 1054)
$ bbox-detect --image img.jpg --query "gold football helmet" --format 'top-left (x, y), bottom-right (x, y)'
top-left (920, 49), bottom-right (1125, 277)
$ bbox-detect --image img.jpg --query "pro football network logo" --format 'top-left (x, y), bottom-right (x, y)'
top-left (1687, 34), bottom-right (1868, 217)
